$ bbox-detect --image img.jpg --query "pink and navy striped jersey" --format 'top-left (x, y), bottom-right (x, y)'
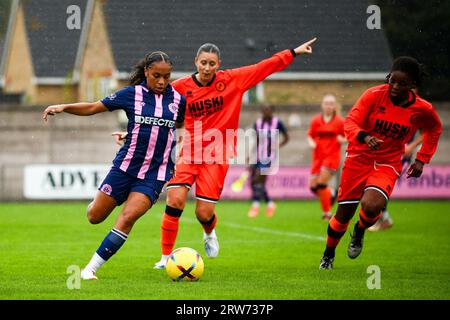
top-left (101, 82), bottom-right (186, 181)
top-left (254, 117), bottom-right (287, 164)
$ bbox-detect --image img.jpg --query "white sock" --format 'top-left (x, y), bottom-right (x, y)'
top-left (267, 201), bottom-right (275, 207)
top-left (84, 252), bottom-right (106, 273)
top-left (161, 254), bottom-right (169, 262)
top-left (252, 201), bottom-right (260, 208)
top-left (331, 188), bottom-right (336, 197)
top-left (205, 229), bottom-right (216, 238)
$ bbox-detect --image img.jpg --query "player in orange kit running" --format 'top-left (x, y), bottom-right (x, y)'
top-left (153, 38), bottom-right (317, 268)
top-left (319, 57), bottom-right (442, 270)
top-left (307, 94), bottom-right (346, 220)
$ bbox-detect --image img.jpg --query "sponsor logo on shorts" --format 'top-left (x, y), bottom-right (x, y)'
top-left (101, 184), bottom-right (112, 195)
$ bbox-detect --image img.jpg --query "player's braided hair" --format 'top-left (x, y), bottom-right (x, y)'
top-left (129, 51), bottom-right (173, 86)
top-left (196, 43), bottom-right (221, 59)
top-left (386, 56), bottom-right (427, 87)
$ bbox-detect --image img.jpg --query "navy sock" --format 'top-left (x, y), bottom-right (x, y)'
top-left (251, 183), bottom-right (265, 202)
top-left (95, 228), bottom-right (128, 261)
top-left (263, 189), bottom-right (270, 203)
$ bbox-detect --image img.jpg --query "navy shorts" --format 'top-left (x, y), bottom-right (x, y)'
top-left (255, 161), bottom-right (272, 169)
top-left (98, 166), bottom-right (166, 206)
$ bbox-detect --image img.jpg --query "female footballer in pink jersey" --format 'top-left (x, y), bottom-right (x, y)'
top-left (319, 57), bottom-right (442, 270)
top-left (44, 52), bottom-right (186, 279)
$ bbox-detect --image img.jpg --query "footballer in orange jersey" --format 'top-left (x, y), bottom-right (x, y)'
top-left (307, 94), bottom-right (346, 220)
top-left (319, 57), bottom-right (442, 270)
top-left (153, 38), bottom-right (317, 268)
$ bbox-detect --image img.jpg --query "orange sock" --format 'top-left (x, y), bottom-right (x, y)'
top-left (326, 215), bottom-right (350, 248)
top-left (357, 208), bottom-right (382, 229)
top-left (161, 213), bottom-right (180, 255)
top-left (317, 187), bottom-right (332, 214)
top-left (200, 213), bottom-right (217, 235)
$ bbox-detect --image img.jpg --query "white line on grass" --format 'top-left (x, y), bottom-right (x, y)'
top-left (182, 217), bottom-right (325, 242)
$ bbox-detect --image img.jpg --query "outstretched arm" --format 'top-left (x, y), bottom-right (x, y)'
top-left (43, 101), bottom-right (107, 121)
top-left (292, 37), bottom-right (317, 55)
top-left (230, 37), bottom-right (317, 91)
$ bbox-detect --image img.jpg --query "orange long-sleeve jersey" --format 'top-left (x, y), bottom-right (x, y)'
top-left (308, 114), bottom-right (345, 160)
top-left (345, 84), bottom-right (442, 164)
top-left (172, 49), bottom-right (295, 164)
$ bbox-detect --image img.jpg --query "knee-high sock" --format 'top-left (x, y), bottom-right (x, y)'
top-left (85, 228), bottom-right (128, 272)
top-left (326, 216), bottom-right (350, 249)
top-left (317, 185), bottom-right (332, 214)
top-left (357, 208), bottom-right (382, 229)
top-left (96, 228), bottom-right (128, 261)
top-left (251, 183), bottom-right (265, 202)
top-left (263, 188), bottom-right (271, 203)
top-left (199, 213), bottom-right (217, 235)
top-left (161, 206), bottom-right (183, 255)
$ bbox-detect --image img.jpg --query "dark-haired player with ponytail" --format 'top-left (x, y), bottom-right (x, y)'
top-left (43, 51), bottom-right (186, 279)
top-left (319, 56), bottom-right (442, 269)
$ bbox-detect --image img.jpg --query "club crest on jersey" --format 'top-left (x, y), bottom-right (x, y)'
top-left (409, 113), bottom-right (421, 125)
top-left (108, 93), bottom-right (117, 100)
top-left (215, 81), bottom-right (226, 92)
top-left (168, 103), bottom-right (179, 114)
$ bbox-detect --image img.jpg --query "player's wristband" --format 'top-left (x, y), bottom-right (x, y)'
top-left (357, 131), bottom-right (369, 144)
top-left (290, 49), bottom-right (297, 57)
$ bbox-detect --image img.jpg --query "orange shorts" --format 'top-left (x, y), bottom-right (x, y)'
top-left (311, 154), bottom-right (341, 175)
top-left (166, 162), bottom-right (229, 203)
top-left (337, 154), bottom-right (402, 204)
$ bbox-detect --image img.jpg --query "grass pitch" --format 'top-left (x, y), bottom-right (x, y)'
top-left (0, 200), bottom-right (449, 300)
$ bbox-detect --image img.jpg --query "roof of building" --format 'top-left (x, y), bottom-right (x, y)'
top-left (22, 0), bottom-right (88, 78)
top-left (1, 0), bottom-right (393, 81)
top-left (103, 0), bottom-right (392, 77)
